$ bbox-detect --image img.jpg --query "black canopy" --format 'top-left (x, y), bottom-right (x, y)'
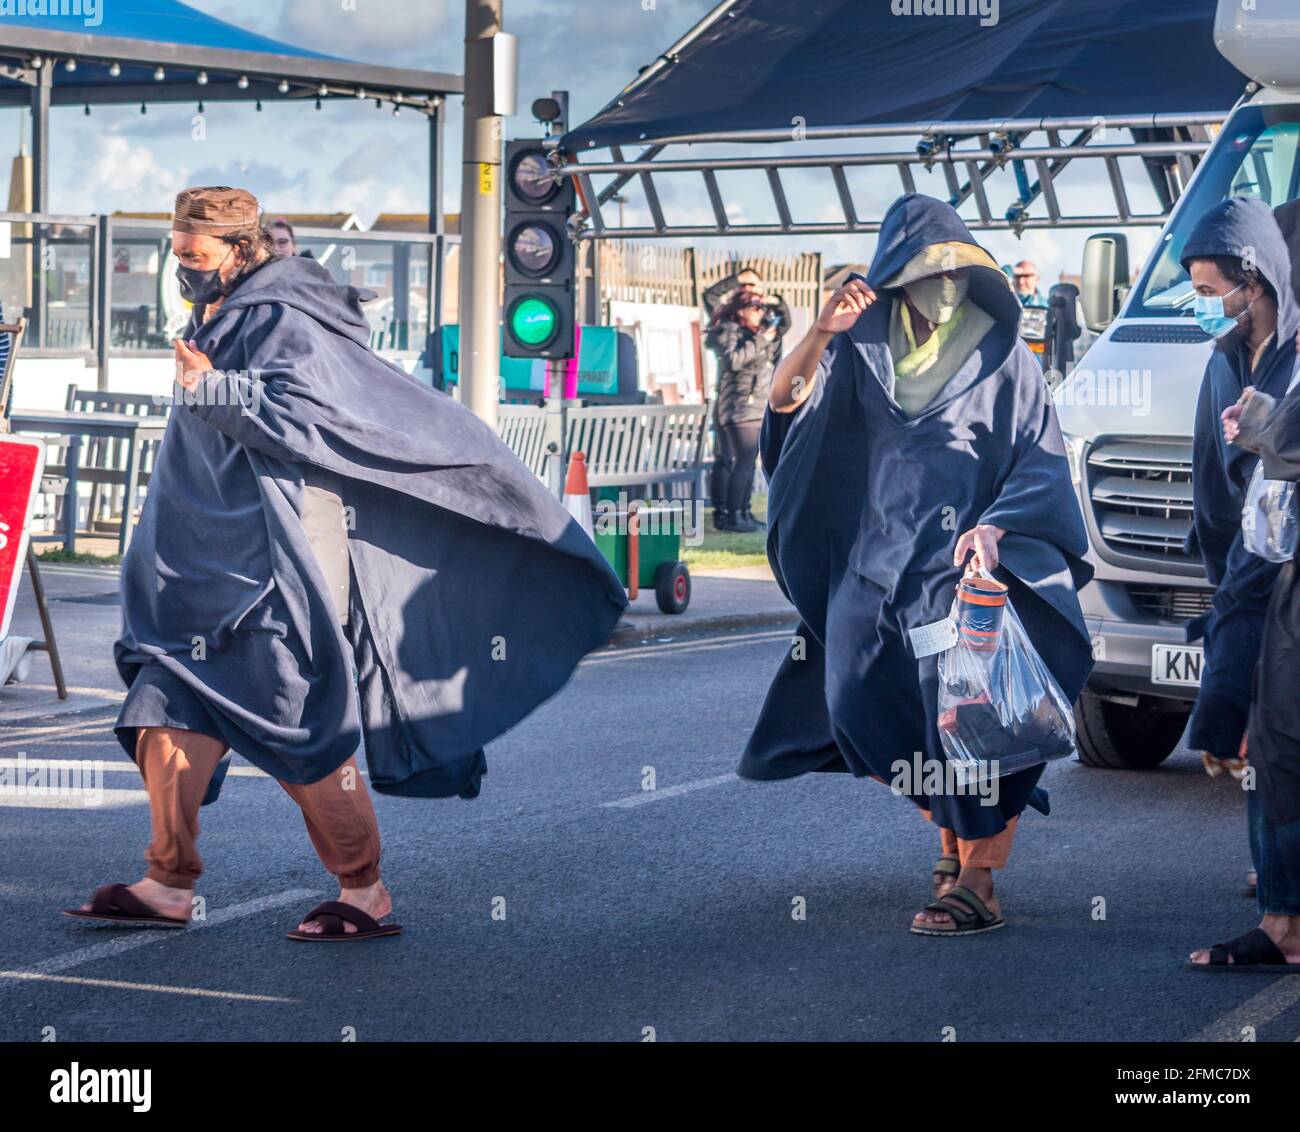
top-left (561, 0), bottom-right (1248, 152)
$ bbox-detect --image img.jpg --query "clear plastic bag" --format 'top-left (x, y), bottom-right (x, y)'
top-left (1241, 460), bottom-right (1298, 563)
top-left (935, 572), bottom-right (1077, 781)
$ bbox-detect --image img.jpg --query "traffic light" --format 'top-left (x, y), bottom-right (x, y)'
top-left (503, 139), bottom-right (575, 359)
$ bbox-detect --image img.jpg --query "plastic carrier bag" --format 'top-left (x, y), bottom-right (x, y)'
top-left (1242, 362), bottom-right (1300, 564)
top-left (1242, 461), bottom-right (1298, 563)
top-left (934, 572), bottom-right (1076, 781)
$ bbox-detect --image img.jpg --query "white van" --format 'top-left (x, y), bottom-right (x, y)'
top-left (1058, 1), bottom-right (1300, 768)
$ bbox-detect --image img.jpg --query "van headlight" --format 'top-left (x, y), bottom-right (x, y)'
top-left (1061, 433), bottom-right (1087, 487)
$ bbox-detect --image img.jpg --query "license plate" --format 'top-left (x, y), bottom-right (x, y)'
top-left (1151, 644), bottom-right (1204, 687)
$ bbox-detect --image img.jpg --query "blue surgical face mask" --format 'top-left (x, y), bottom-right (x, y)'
top-left (1193, 283), bottom-right (1250, 339)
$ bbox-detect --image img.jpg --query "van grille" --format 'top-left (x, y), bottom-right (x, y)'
top-left (1126, 585), bottom-right (1213, 621)
top-left (1087, 438), bottom-right (1195, 560)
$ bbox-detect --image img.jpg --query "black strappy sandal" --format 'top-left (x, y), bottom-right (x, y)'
top-left (911, 884), bottom-right (1005, 937)
top-left (62, 883), bottom-right (190, 929)
top-left (286, 900), bottom-right (402, 943)
top-left (1186, 928), bottom-right (1300, 973)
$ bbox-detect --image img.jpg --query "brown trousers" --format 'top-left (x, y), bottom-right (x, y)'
top-left (135, 726), bottom-right (382, 891)
top-left (925, 812), bottom-right (1019, 869)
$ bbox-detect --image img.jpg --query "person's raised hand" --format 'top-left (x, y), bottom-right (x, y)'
top-left (815, 279), bottom-right (876, 335)
top-left (173, 338), bottom-right (213, 392)
top-left (1222, 385), bottom-right (1256, 445)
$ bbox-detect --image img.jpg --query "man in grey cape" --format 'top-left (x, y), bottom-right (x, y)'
top-left (64, 187), bottom-right (626, 941)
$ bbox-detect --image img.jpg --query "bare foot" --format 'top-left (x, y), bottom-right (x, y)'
top-left (78, 877), bottom-right (192, 921)
top-left (295, 880), bottom-right (392, 935)
top-left (914, 866), bottom-right (1000, 930)
top-left (1189, 914), bottom-right (1300, 965)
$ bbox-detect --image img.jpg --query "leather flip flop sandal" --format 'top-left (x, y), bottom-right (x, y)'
top-left (911, 884), bottom-right (1005, 937)
top-left (286, 900), bottom-right (402, 942)
top-left (1185, 927), bottom-right (1300, 973)
top-left (932, 856), bottom-right (960, 898)
top-left (62, 883), bottom-right (190, 929)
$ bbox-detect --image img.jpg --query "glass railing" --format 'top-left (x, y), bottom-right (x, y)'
top-left (0, 212), bottom-right (456, 364)
top-left (0, 214), bottom-right (97, 354)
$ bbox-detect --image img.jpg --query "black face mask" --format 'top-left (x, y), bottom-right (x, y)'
top-left (176, 248), bottom-right (234, 305)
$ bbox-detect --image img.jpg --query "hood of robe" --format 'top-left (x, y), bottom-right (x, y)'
top-left (1181, 194), bottom-right (1300, 346)
top-left (217, 253), bottom-right (378, 346)
top-left (1180, 195), bottom-right (1300, 590)
top-left (867, 193), bottom-right (1022, 331)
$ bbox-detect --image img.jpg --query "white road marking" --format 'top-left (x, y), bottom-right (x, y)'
top-left (0, 788), bottom-right (147, 809)
top-left (1191, 978), bottom-right (1300, 1041)
top-left (585, 627), bottom-right (795, 665)
top-left (602, 772), bottom-right (739, 809)
top-left (0, 971), bottom-right (295, 1003)
top-left (0, 757), bottom-right (270, 779)
top-left (0, 684), bottom-right (125, 700)
top-left (34, 565), bottom-right (121, 579)
top-left (2, 888), bottom-right (318, 989)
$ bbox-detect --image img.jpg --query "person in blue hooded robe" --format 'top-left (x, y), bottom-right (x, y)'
top-left (64, 187), bottom-right (626, 941)
top-left (738, 194), bottom-right (1093, 936)
top-left (1181, 197), bottom-right (1298, 776)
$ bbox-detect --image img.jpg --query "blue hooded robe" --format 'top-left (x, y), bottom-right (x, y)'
top-left (738, 194), bottom-right (1093, 841)
top-left (1181, 196), bottom-right (1299, 760)
top-left (115, 254), bottom-right (627, 800)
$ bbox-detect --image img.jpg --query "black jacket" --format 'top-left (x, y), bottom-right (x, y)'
top-left (706, 321), bottom-right (785, 426)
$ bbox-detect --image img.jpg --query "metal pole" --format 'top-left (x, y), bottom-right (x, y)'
top-left (429, 99), bottom-right (446, 238)
top-left (458, 0), bottom-right (503, 426)
top-left (29, 58), bottom-right (51, 349)
top-left (428, 100), bottom-right (445, 344)
top-left (95, 214), bottom-right (112, 391)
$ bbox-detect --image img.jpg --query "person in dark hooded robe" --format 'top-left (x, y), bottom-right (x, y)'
top-left (1185, 368), bottom-right (1300, 971)
top-left (64, 187), bottom-right (626, 941)
top-left (1181, 198), bottom-right (1299, 780)
top-left (740, 194), bottom-right (1093, 936)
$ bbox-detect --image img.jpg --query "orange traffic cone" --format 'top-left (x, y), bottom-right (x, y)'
top-left (564, 450), bottom-right (594, 539)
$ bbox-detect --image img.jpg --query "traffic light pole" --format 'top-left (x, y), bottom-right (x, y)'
top-left (544, 359), bottom-right (566, 499)
top-left (458, 0), bottom-right (504, 427)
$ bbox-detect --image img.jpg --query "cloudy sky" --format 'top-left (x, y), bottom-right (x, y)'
top-left (3, 0), bottom-right (1164, 283)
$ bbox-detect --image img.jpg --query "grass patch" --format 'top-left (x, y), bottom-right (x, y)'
top-left (682, 495), bottom-right (770, 570)
top-left (34, 547), bottom-right (122, 567)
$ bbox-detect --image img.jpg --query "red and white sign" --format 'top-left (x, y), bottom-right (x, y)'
top-left (0, 434), bottom-right (45, 640)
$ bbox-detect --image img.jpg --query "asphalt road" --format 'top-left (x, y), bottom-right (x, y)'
top-left (1, 623), bottom-right (1298, 1042)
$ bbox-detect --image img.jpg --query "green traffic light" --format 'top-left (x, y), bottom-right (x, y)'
top-left (510, 296), bottom-right (558, 346)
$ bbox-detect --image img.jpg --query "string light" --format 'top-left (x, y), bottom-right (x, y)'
top-left (278, 80), bottom-right (289, 94)
top-left (154, 66), bottom-right (165, 81)
top-left (237, 74), bottom-right (249, 89)
top-left (197, 70), bottom-right (208, 85)
top-left (108, 61), bottom-right (121, 77)
top-left (356, 87), bottom-right (366, 99)
top-left (318, 83), bottom-right (328, 96)
top-left (64, 59), bottom-right (77, 72)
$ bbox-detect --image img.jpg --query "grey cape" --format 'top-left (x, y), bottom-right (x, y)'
top-left (115, 255), bottom-right (626, 800)
top-left (738, 194), bottom-right (1094, 841)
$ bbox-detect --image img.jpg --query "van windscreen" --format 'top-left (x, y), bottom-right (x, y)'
top-left (1131, 105), bottom-right (1300, 318)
